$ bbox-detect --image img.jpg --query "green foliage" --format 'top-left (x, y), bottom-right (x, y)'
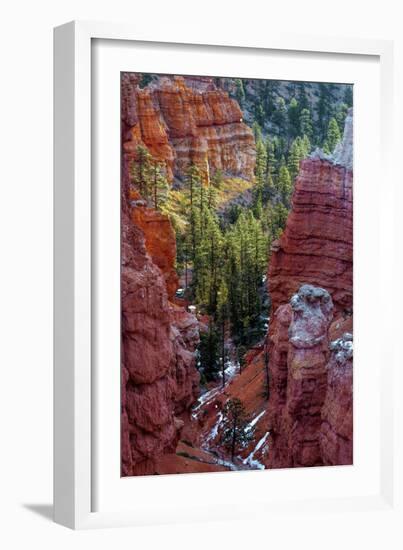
top-left (287, 138), bottom-right (302, 181)
top-left (299, 108), bottom-right (313, 140)
top-left (272, 97), bottom-right (287, 135)
top-left (278, 163), bottom-right (293, 206)
top-left (287, 97), bottom-right (300, 139)
top-left (220, 398), bottom-right (255, 461)
top-left (327, 117), bottom-right (342, 152)
top-left (198, 321), bottom-right (220, 382)
top-left (234, 78), bottom-right (245, 107)
top-left (139, 73), bottom-right (153, 88)
top-left (344, 86), bottom-right (353, 107)
top-left (130, 145), bottom-right (169, 208)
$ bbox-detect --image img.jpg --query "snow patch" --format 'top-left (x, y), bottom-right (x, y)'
top-left (243, 432), bottom-right (270, 470)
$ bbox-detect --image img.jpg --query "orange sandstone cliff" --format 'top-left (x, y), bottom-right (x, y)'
top-left (121, 73), bottom-right (256, 187)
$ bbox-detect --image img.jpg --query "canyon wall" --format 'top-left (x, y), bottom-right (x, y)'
top-left (268, 108), bottom-right (353, 314)
top-left (264, 110), bottom-right (354, 468)
top-left (121, 180), bottom-right (200, 476)
top-left (121, 74), bottom-right (256, 188)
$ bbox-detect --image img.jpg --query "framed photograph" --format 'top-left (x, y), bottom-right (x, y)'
top-left (54, 21), bottom-right (396, 529)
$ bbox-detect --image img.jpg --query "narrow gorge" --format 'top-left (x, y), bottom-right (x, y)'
top-left (121, 73), bottom-right (353, 475)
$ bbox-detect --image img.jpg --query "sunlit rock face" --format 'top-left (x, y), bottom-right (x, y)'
top-left (121, 178), bottom-right (199, 476)
top-left (121, 74), bottom-right (256, 188)
top-left (268, 110), bottom-right (353, 315)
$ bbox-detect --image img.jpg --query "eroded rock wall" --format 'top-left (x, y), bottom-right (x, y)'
top-left (121, 180), bottom-right (199, 476)
top-left (268, 109), bottom-right (353, 314)
top-left (121, 74), bottom-right (256, 188)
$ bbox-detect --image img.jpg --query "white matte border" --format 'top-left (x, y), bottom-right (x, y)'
top-left (54, 21), bottom-right (396, 530)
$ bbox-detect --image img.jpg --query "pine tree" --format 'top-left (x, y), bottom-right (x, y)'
top-left (252, 121), bottom-right (263, 143)
top-left (130, 145), bottom-right (153, 201)
top-left (287, 138), bottom-right (302, 181)
top-left (317, 83), bottom-right (333, 141)
top-left (287, 97), bottom-right (300, 139)
top-left (300, 134), bottom-right (311, 157)
top-left (234, 78), bottom-right (245, 107)
top-left (299, 108), bottom-right (313, 140)
top-left (150, 160), bottom-right (169, 209)
top-left (220, 398), bottom-right (254, 462)
top-left (254, 138), bottom-right (267, 213)
top-left (296, 82), bottom-right (310, 113)
top-left (278, 163), bottom-right (293, 206)
top-left (272, 97), bottom-right (287, 136)
top-left (185, 164), bottom-right (201, 208)
top-left (199, 321), bottom-right (220, 382)
top-left (343, 85), bottom-right (353, 107)
top-left (335, 103), bottom-right (348, 135)
top-left (217, 280), bottom-right (229, 388)
top-left (326, 117), bottom-right (342, 152)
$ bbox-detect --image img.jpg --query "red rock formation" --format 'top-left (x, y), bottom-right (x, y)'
top-left (121, 179), bottom-right (200, 476)
top-left (319, 331), bottom-right (353, 465)
top-left (266, 285), bottom-right (334, 468)
top-left (131, 206), bottom-right (178, 300)
top-left (121, 74), bottom-right (255, 189)
top-left (268, 109), bottom-right (353, 314)
top-left (264, 111), bottom-right (353, 469)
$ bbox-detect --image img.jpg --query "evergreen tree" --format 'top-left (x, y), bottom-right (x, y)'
top-left (326, 117), bottom-right (342, 152)
top-left (296, 82), bottom-right (310, 113)
top-left (300, 134), bottom-right (311, 157)
top-left (198, 321), bottom-right (220, 382)
top-left (287, 138), bottom-right (302, 181)
top-left (150, 160), bottom-right (169, 209)
top-left (317, 83), bottom-right (333, 141)
top-left (220, 398), bottom-right (254, 461)
top-left (343, 85), bottom-right (353, 107)
top-left (287, 97), bottom-right (300, 139)
top-left (299, 108), bottom-right (313, 140)
top-left (252, 121), bottom-right (263, 143)
top-left (211, 169), bottom-right (223, 188)
top-left (130, 145), bottom-right (153, 201)
top-left (185, 164), bottom-right (202, 208)
top-left (234, 78), bottom-right (245, 107)
top-left (335, 103), bottom-right (349, 135)
top-left (278, 164), bottom-right (293, 206)
top-left (272, 97), bottom-right (287, 136)
top-left (139, 73), bottom-right (153, 88)
top-left (217, 280), bottom-right (229, 388)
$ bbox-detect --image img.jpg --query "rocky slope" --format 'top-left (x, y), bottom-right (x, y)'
top-left (121, 74), bottom-right (256, 187)
top-left (121, 180), bottom-right (200, 476)
top-left (268, 109), bottom-right (353, 314)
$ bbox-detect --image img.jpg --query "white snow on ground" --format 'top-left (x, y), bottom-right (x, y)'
top-left (191, 386), bottom-right (221, 417)
top-left (245, 410), bottom-right (266, 433)
top-left (218, 359), bottom-right (239, 383)
top-left (243, 432), bottom-right (270, 470)
top-left (215, 458), bottom-right (240, 471)
top-left (206, 411), bottom-right (223, 443)
top-left (192, 360), bottom-right (240, 419)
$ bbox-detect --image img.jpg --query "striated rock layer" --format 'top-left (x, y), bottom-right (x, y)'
top-left (121, 179), bottom-right (200, 476)
top-left (121, 74), bottom-right (256, 188)
top-left (268, 110), bottom-right (353, 314)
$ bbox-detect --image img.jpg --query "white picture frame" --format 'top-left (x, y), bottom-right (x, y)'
top-left (54, 20), bottom-right (397, 530)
